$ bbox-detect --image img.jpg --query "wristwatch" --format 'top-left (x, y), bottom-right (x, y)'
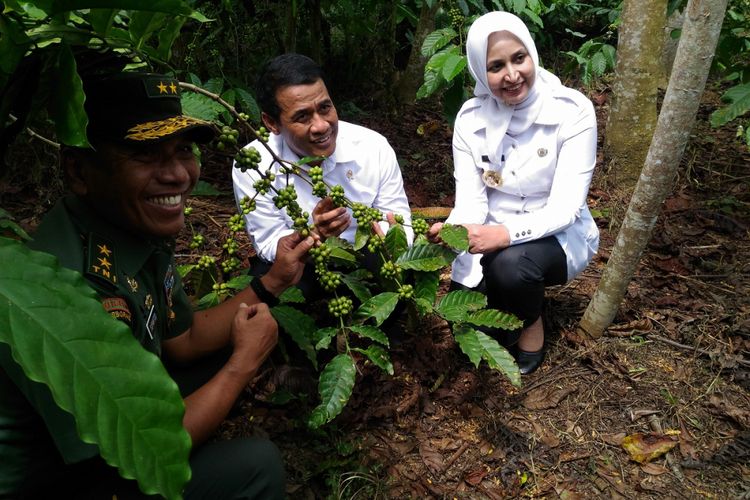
top-left (250, 276), bottom-right (279, 307)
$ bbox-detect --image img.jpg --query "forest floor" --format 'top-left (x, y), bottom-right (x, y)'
top-left (5, 82), bottom-right (749, 498)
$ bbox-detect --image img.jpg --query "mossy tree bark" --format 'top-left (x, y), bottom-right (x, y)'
top-left (579, 0), bottom-right (729, 338)
top-left (604, 0), bottom-right (667, 190)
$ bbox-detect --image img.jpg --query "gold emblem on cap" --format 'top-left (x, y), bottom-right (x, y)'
top-left (169, 82), bottom-right (178, 94)
top-left (126, 116), bottom-right (207, 141)
top-left (537, 148), bottom-right (548, 157)
top-left (157, 81), bottom-right (168, 94)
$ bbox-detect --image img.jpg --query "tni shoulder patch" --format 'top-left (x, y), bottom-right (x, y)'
top-left (86, 234), bottom-right (118, 287)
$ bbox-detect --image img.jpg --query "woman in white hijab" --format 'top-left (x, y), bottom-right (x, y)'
top-left (428, 11), bottom-right (599, 374)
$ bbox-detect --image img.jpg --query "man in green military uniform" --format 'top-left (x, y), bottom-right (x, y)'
top-left (0, 70), bottom-right (314, 498)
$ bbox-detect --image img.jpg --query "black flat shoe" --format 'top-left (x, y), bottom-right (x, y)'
top-left (515, 348), bottom-right (545, 375)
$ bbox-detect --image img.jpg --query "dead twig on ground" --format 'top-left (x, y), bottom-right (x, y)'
top-left (651, 334), bottom-right (750, 368)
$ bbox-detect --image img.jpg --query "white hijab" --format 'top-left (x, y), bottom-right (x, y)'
top-left (466, 11), bottom-right (560, 164)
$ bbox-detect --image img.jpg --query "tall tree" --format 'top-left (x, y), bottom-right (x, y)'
top-left (579, 0), bottom-right (730, 338)
top-left (604, 0), bottom-right (667, 190)
top-left (394, 0), bottom-right (440, 104)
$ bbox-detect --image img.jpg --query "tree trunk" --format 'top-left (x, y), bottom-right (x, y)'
top-left (579, 0), bottom-right (729, 339)
top-left (604, 0), bottom-right (667, 190)
top-left (394, 1), bottom-right (440, 105)
top-left (284, 0), bottom-right (297, 52)
top-left (309, 0), bottom-right (323, 63)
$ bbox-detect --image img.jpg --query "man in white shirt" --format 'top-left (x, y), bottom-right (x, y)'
top-left (232, 53), bottom-right (411, 293)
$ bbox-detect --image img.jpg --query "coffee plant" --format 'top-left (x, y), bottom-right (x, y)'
top-left (181, 84), bottom-right (523, 428)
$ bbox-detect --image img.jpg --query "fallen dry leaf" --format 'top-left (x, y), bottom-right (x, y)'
top-left (679, 420), bottom-right (698, 460)
top-left (709, 394), bottom-right (750, 427)
top-left (608, 318), bottom-right (653, 336)
top-left (523, 385), bottom-right (577, 410)
top-left (601, 432), bottom-right (627, 446)
top-left (622, 433), bottom-right (679, 463)
top-left (418, 440), bottom-right (445, 475)
top-left (531, 419), bottom-right (561, 448)
top-left (464, 466), bottom-right (489, 486)
top-left (640, 462), bottom-right (669, 475)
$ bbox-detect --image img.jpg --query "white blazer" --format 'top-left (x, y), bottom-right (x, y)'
top-left (446, 85), bottom-right (600, 287)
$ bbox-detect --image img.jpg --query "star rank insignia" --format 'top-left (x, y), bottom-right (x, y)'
top-left (86, 234), bottom-right (117, 286)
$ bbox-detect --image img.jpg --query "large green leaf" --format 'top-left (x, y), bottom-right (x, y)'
top-left (49, 44), bottom-right (89, 147)
top-left (384, 223), bottom-right (408, 259)
top-left (439, 224), bottom-right (469, 251)
top-left (47, 0), bottom-right (208, 21)
top-left (313, 326), bottom-right (338, 350)
top-left (453, 324), bottom-right (521, 387)
top-left (348, 325), bottom-right (389, 347)
top-left (416, 66), bottom-right (443, 100)
top-left (413, 270), bottom-right (439, 305)
top-left (353, 224), bottom-right (369, 251)
top-left (355, 291), bottom-right (399, 326)
top-left (0, 12), bottom-right (31, 84)
top-left (270, 305), bottom-right (317, 369)
top-left (353, 344), bottom-right (393, 375)
top-left (454, 324), bottom-right (482, 367)
top-left (0, 208), bottom-right (31, 240)
top-left (435, 290), bottom-right (487, 322)
top-left (308, 354), bottom-right (356, 428)
top-left (329, 246), bottom-right (357, 266)
top-left (420, 27), bottom-right (458, 58)
top-left (710, 83), bottom-right (750, 128)
top-left (341, 273), bottom-right (372, 302)
top-left (0, 237), bottom-right (191, 498)
top-left (441, 53), bottom-right (467, 82)
top-left (86, 8), bottom-right (117, 37)
top-left (466, 309), bottom-right (523, 331)
top-left (128, 10), bottom-right (166, 48)
top-left (155, 15), bottom-right (186, 60)
top-left (181, 91), bottom-right (226, 122)
top-left (234, 87), bottom-right (260, 123)
top-left (396, 243), bottom-right (456, 271)
top-left (279, 286), bottom-right (305, 304)
top-left (475, 330), bottom-right (520, 387)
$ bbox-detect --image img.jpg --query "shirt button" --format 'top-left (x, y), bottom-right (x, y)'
top-left (522, 231), bottom-right (526, 236)
top-left (515, 233), bottom-right (520, 238)
top-left (527, 229), bottom-right (532, 234)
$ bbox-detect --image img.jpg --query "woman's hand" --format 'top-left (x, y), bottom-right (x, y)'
top-left (464, 224), bottom-right (510, 254)
top-left (427, 222), bottom-right (444, 244)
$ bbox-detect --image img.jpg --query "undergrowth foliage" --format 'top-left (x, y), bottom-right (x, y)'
top-left (181, 87), bottom-right (523, 428)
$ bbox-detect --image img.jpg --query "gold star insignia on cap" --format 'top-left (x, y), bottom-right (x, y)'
top-left (97, 244), bottom-right (112, 257)
top-left (169, 82), bottom-right (178, 94)
top-left (157, 82), bottom-right (168, 94)
top-left (98, 257), bottom-right (112, 269)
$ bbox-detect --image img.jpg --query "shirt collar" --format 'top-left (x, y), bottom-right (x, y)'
top-left (64, 196), bottom-right (170, 276)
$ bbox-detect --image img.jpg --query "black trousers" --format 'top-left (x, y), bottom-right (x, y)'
top-left (451, 236), bottom-right (567, 344)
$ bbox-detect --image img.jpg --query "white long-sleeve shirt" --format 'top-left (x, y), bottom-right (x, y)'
top-left (232, 120), bottom-right (412, 262)
top-left (446, 85), bottom-right (600, 287)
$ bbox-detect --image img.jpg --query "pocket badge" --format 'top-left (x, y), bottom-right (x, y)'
top-left (482, 170), bottom-right (503, 188)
